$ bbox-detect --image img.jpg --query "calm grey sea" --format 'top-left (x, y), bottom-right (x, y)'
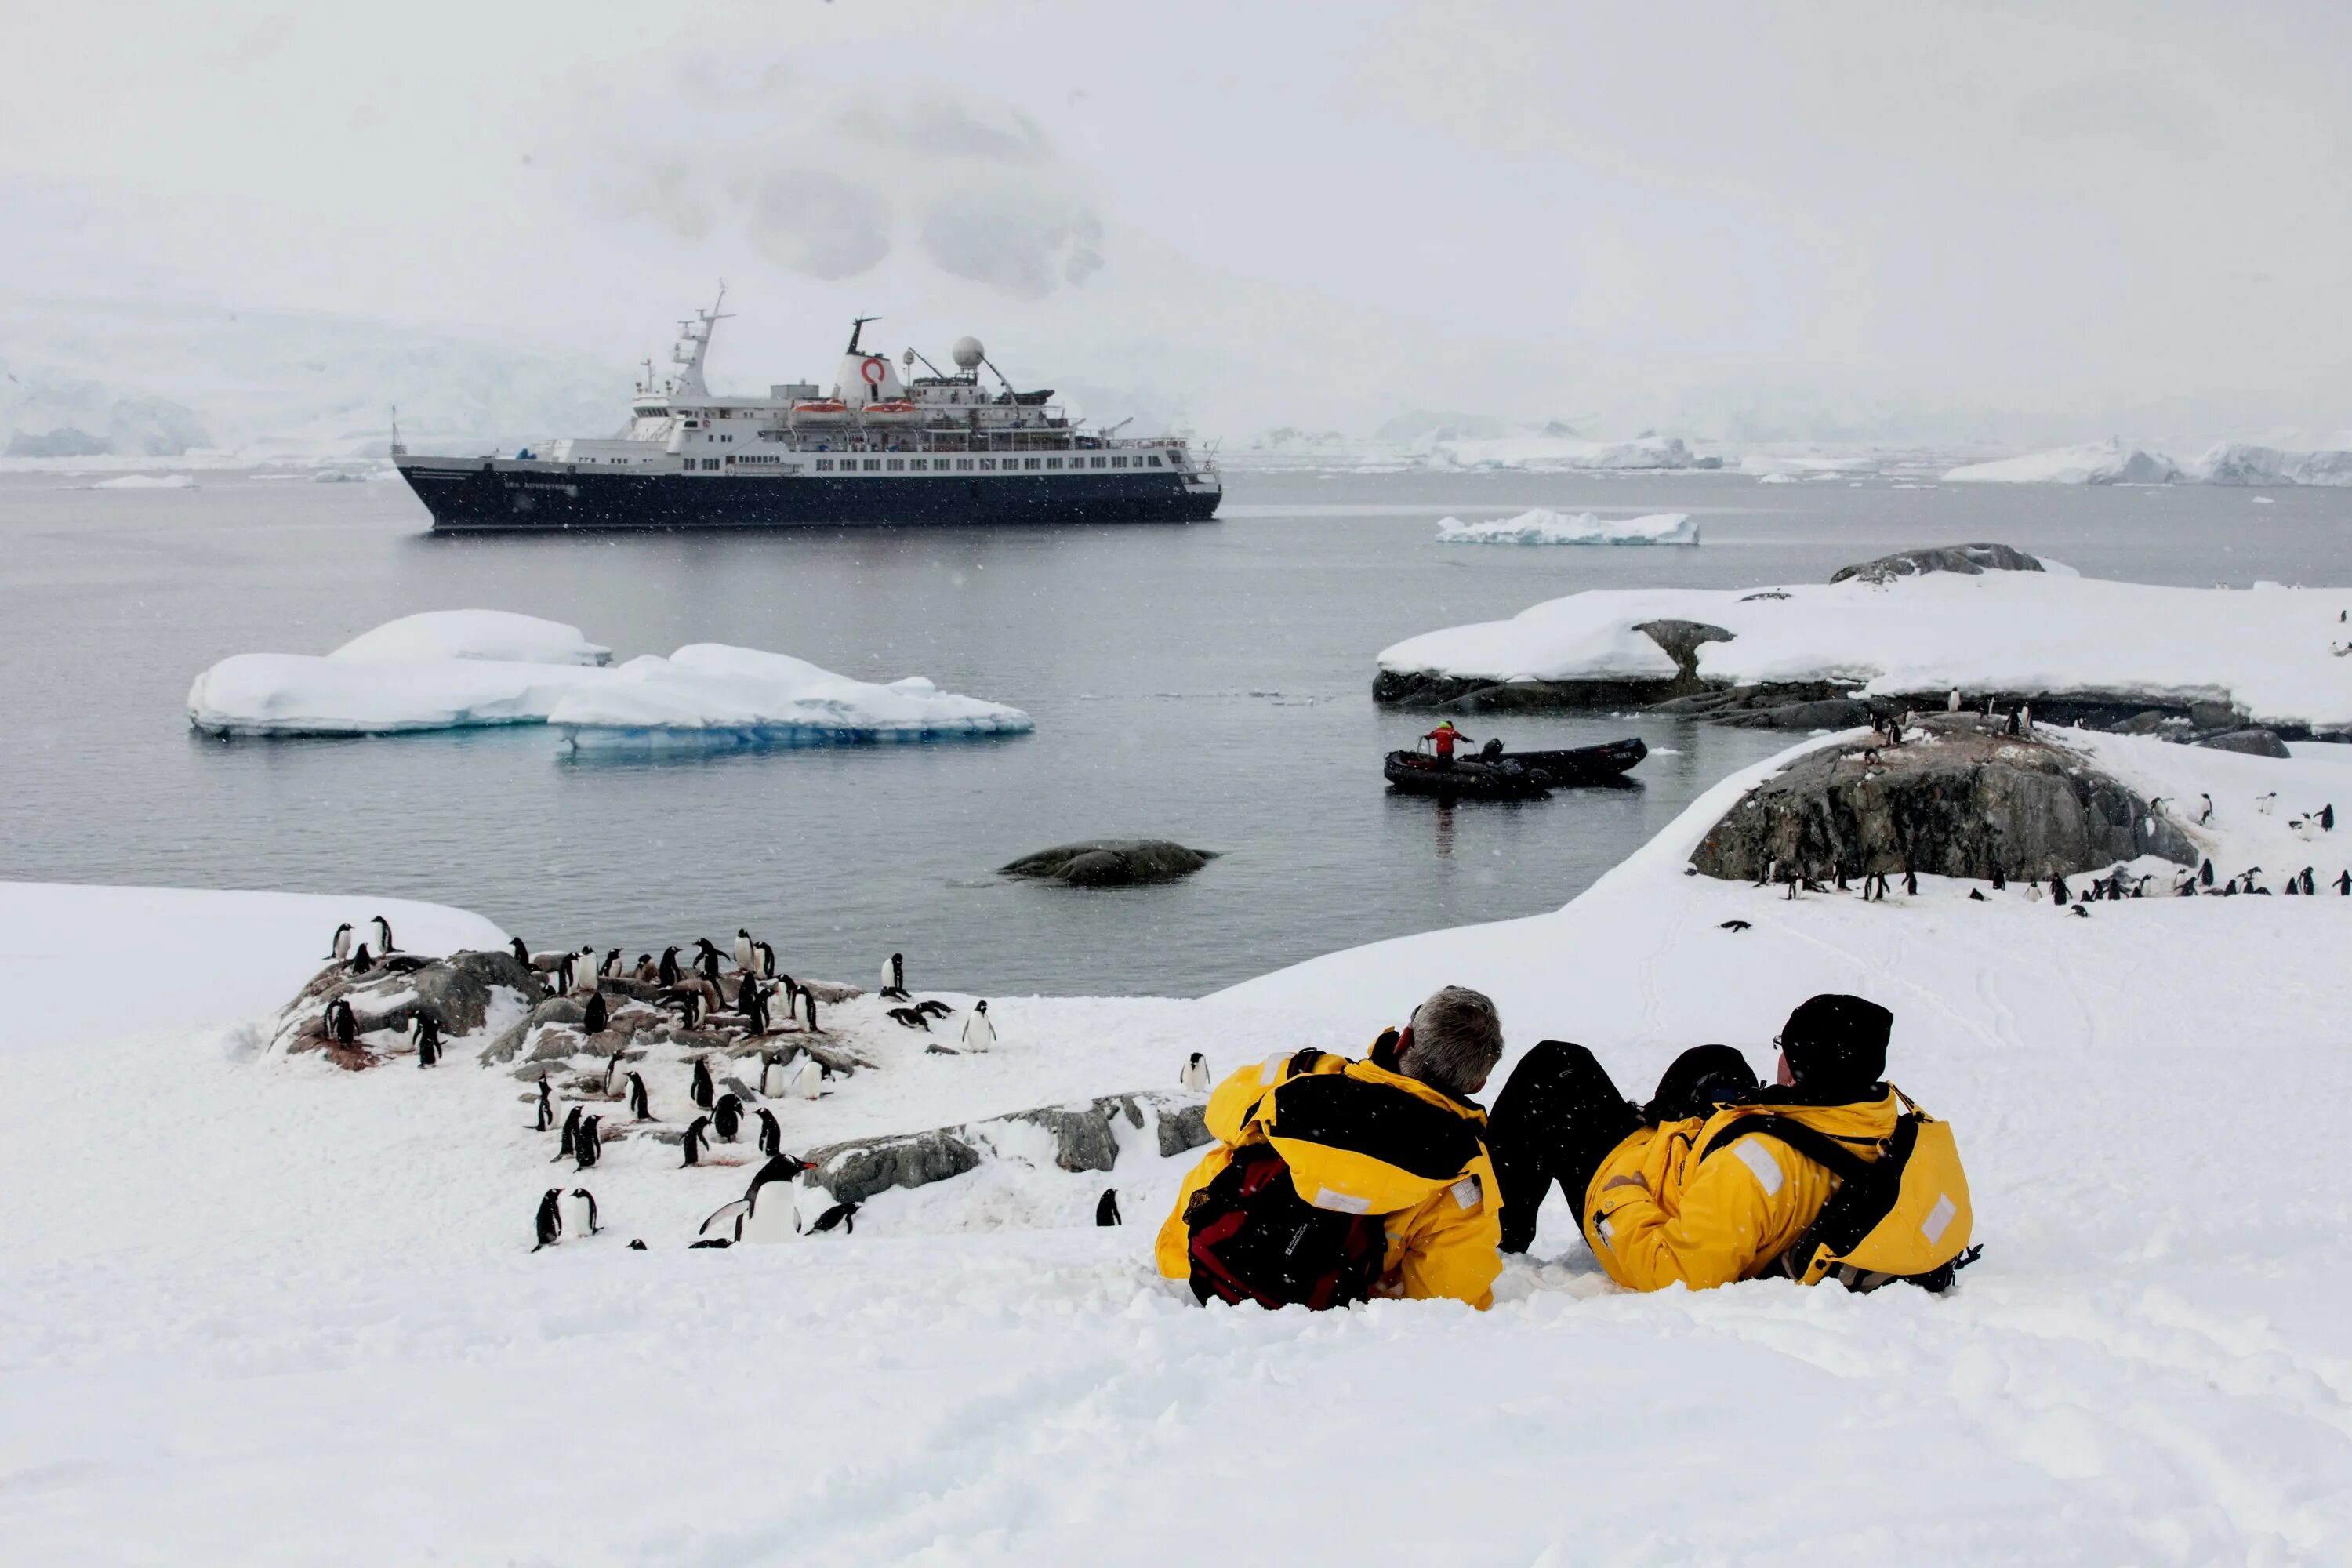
top-left (3, 466), bottom-right (2345, 995)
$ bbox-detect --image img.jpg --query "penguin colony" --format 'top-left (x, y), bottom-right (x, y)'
top-left (298, 923), bottom-right (1196, 1252)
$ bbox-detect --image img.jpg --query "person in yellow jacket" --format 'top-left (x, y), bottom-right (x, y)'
top-left (1481, 994), bottom-right (1899, 1292)
top-left (1157, 985), bottom-right (1506, 1311)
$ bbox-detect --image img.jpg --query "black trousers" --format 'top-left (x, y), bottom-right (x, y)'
top-left (1484, 1041), bottom-right (1759, 1254)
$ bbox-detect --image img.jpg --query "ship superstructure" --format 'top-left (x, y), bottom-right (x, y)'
top-left (394, 291), bottom-right (1221, 530)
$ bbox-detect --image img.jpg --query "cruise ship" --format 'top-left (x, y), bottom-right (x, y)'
top-left (393, 292), bottom-right (1221, 531)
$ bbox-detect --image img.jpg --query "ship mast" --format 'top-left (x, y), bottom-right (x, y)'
top-left (669, 282), bottom-right (730, 397)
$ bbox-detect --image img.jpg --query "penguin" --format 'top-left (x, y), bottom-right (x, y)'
top-left (510, 935), bottom-right (531, 966)
top-left (634, 954), bottom-right (658, 982)
top-left (532, 1189), bottom-right (564, 1251)
top-left (681, 1116), bottom-right (710, 1167)
top-left (800, 990), bottom-right (820, 1033)
top-left (2257, 792), bottom-right (2278, 816)
top-left (914, 1000), bottom-right (953, 1019)
top-left (2020, 704), bottom-right (2032, 735)
top-left (348, 943), bottom-right (374, 975)
top-left (733, 929), bottom-right (754, 974)
top-left (757, 941), bottom-right (777, 978)
top-left (2324, 804), bottom-right (2337, 832)
top-left (2200, 858), bottom-right (2216, 887)
top-left (601, 948), bottom-right (622, 979)
top-left (327, 923), bottom-right (354, 961)
top-left (556, 953), bottom-right (575, 996)
top-left (2005, 708), bottom-right (2021, 736)
top-left (1968, 889), bottom-right (1985, 901)
top-left (1947, 688), bottom-right (1959, 712)
top-left (2286, 875), bottom-right (2301, 896)
top-left (1718, 920), bottom-right (1752, 932)
top-left (691, 1056), bottom-right (715, 1109)
top-left (757, 1107), bottom-right (782, 1156)
top-left (675, 989), bottom-right (702, 1030)
top-left (790, 1058), bottom-right (822, 1100)
top-left (739, 979), bottom-right (769, 1036)
top-left (887, 1007), bottom-right (931, 1031)
top-left (535, 1076), bottom-right (554, 1131)
top-left (627, 1071), bottom-right (651, 1121)
top-left (1179, 1051), bottom-right (1210, 1091)
top-left (659, 946), bottom-right (682, 986)
top-left (561, 1188), bottom-right (600, 1237)
top-left (371, 915), bottom-right (395, 953)
top-left (761, 1054), bottom-right (790, 1098)
top-left (1904, 867), bottom-right (1919, 897)
top-left (325, 998), bottom-right (358, 1047)
top-left (808, 1200), bottom-right (859, 1235)
top-left (575, 946), bottom-right (597, 989)
top-left (557, 1105), bottom-right (582, 1160)
top-left (602, 1048), bottom-right (626, 1095)
top-left (1096, 1189), bottom-right (1122, 1227)
top-left (575, 1115), bottom-right (602, 1171)
top-left (583, 991), bottom-right (608, 1036)
top-left (1991, 866), bottom-right (2006, 891)
top-left (412, 1014), bottom-right (441, 1067)
top-left (2071, 904), bottom-right (2090, 919)
top-left (961, 1000), bottom-right (995, 1053)
top-left (628, 1239), bottom-right (647, 1250)
top-left (880, 952), bottom-right (909, 1001)
top-left (696, 943), bottom-right (723, 985)
top-left (1834, 866), bottom-right (1850, 892)
top-left (2337, 869), bottom-right (2350, 895)
top-left (2198, 794), bottom-right (2214, 826)
top-left (2051, 877), bottom-right (2069, 906)
top-left (713, 1093), bottom-right (745, 1142)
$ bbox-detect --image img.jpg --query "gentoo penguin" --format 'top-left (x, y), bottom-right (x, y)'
top-left (1096, 1189), bottom-right (1122, 1227)
top-left (733, 930), bottom-right (755, 974)
top-left (659, 946), bottom-right (682, 986)
top-left (880, 952), bottom-right (909, 1000)
top-left (532, 1189), bottom-right (564, 1251)
top-left (691, 1056), bottom-right (716, 1109)
top-left (2257, 792), bottom-right (2278, 816)
top-left (761, 1054), bottom-right (790, 1098)
top-left (808, 1200), bottom-right (858, 1235)
top-left (1947, 688), bottom-right (1960, 712)
top-left (348, 944), bottom-right (374, 975)
top-left (675, 989), bottom-right (702, 1030)
top-left (1968, 889), bottom-right (1986, 901)
top-left (2051, 877), bottom-right (2069, 906)
top-left (555, 953), bottom-right (575, 996)
top-left (601, 948), bottom-right (622, 979)
top-left (2005, 708), bottom-right (2020, 736)
top-left (756, 941), bottom-right (777, 978)
top-left (1179, 1051), bottom-right (1210, 1091)
top-left (757, 1107), bottom-right (782, 1157)
top-left (712, 1093), bottom-right (745, 1142)
top-left (2286, 875), bottom-right (2301, 895)
top-left (371, 915), bottom-right (395, 953)
top-left (328, 923), bottom-right (354, 961)
top-left (325, 998), bottom-right (358, 1047)
top-left (557, 1105), bottom-right (582, 1160)
top-left (2324, 804), bottom-right (2337, 832)
top-left (2070, 904), bottom-right (2090, 919)
top-left (510, 935), bottom-right (530, 965)
top-left (887, 1007), bottom-right (931, 1031)
top-left (2198, 794), bottom-right (2214, 826)
top-left (603, 1048), bottom-right (626, 1096)
top-left (2020, 704), bottom-right (2032, 735)
top-left (561, 1189), bottom-right (600, 1237)
top-left (626, 1072), bottom-right (651, 1121)
top-left (575, 1115), bottom-right (602, 1171)
top-left (2337, 869), bottom-right (2350, 895)
top-left (2200, 858), bottom-right (2216, 887)
top-left (962, 1001), bottom-right (996, 1053)
top-left (914, 1000), bottom-right (953, 1019)
top-left (412, 1014), bottom-right (441, 1067)
top-left (790, 1057), bottom-right (823, 1100)
top-left (633, 954), bottom-right (658, 982)
top-left (1834, 866), bottom-right (1850, 891)
top-left (681, 1116), bottom-right (710, 1167)
top-left (583, 991), bottom-right (609, 1036)
top-left (1991, 866), bottom-right (2007, 891)
top-left (534, 1076), bottom-right (554, 1131)
top-left (1904, 867), bottom-right (1919, 897)
top-left (695, 942), bottom-right (723, 985)
top-left (800, 990), bottom-right (820, 1032)
top-left (575, 946), bottom-right (597, 992)
top-left (739, 980), bottom-right (768, 1036)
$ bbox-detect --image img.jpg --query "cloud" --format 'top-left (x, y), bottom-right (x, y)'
top-left (2015, 71), bottom-right (2217, 162)
top-left (920, 189), bottom-right (1102, 296)
top-left (746, 172), bottom-right (891, 280)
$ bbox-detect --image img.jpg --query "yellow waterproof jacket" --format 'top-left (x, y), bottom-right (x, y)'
top-left (1156, 1045), bottom-right (1504, 1310)
top-left (1581, 1089), bottom-right (1900, 1292)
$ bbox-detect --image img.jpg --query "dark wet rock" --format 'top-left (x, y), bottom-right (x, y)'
top-left (802, 1091), bottom-right (1212, 1203)
top-left (1002, 840), bottom-right (1218, 887)
top-left (1690, 716), bottom-right (2198, 881)
top-left (1715, 698), bottom-right (1877, 731)
top-left (410, 949), bottom-right (545, 1033)
top-left (2198, 728), bottom-right (2292, 759)
top-left (1828, 543), bottom-right (2047, 585)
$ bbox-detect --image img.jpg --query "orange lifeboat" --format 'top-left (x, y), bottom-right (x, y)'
top-left (792, 400), bottom-right (849, 423)
top-left (862, 400), bottom-right (920, 418)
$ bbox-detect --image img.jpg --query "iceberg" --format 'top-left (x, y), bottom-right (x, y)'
top-left (2187, 443), bottom-right (2352, 488)
top-left (187, 615), bottom-right (1032, 743)
top-left (1941, 441), bottom-right (2179, 485)
top-left (1418, 434), bottom-right (1716, 472)
top-left (91, 472), bottom-right (196, 489)
top-left (1435, 509), bottom-right (1699, 546)
top-left (329, 610), bottom-right (611, 666)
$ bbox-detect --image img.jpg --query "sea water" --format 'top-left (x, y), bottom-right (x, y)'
top-left (2, 466), bottom-right (2344, 995)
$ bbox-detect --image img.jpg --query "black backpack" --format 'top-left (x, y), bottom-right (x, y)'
top-left (1184, 1141), bottom-right (1388, 1311)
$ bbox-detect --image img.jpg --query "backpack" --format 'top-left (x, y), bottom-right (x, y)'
top-left (1699, 1089), bottom-right (1979, 1293)
top-left (1184, 1140), bottom-right (1388, 1311)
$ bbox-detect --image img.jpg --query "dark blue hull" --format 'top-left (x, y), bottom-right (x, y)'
top-left (398, 459), bottom-right (1221, 532)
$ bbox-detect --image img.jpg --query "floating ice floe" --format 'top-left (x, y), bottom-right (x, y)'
top-left (187, 614), bottom-right (1033, 743)
top-left (1435, 509), bottom-right (1699, 546)
top-left (1378, 567), bottom-right (2352, 731)
top-left (91, 472), bottom-right (197, 489)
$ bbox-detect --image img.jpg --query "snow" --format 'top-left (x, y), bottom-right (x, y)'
top-left (1943, 440), bottom-right (2180, 485)
top-left (2190, 442), bottom-right (2352, 488)
top-left (88, 471), bottom-right (196, 488)
top-left (8, 725), bottom-right (2352, 1559)
top-left (1435, 508), bottom-right (1700, 546)
top-left (328, 609), bottom-right (611, 666)
top-left (187, 615), bottom-right (1033, 742)
top-left (1418, 433), bottom-right (1714, 471)
top-left (1378, 568), bottom-right (2352, 731)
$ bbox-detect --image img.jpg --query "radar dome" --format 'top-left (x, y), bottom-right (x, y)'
top-left (952, 336), bottom-right (985, 371)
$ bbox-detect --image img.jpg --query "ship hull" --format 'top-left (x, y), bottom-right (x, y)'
top-left (397, 459), bottom-right (1221, 532)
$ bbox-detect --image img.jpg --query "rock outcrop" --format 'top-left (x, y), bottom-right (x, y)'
top-left (2197, 728), bottom-right (2293, 759)
top-left (1828, 543), bottom-right (2047, 585)
top-left (1690, 717), bottom-right (2199, 881)
top-left (1001, 840), bottom-right (1218, 887)
top-left (801, 1091), bottom-right (1212, 1204)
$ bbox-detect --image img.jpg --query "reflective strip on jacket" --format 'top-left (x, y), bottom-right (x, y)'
top-left (1581, 1089), bottom-right (1900, 1291)
top-left (1155, 1044), bottom-right (1504, 1310)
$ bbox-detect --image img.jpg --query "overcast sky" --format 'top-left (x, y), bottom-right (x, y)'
top-left (5, 0), bottom-right (2348, 441)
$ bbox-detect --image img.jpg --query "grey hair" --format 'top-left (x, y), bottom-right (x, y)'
top-left (1405, 985), bottom-right (1504, 1095)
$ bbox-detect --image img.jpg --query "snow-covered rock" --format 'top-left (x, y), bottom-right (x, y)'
top-left (1942, 440), bottom-right (2179, 485)
top-left (1436, 509), bottom-right (1699, 546)
top-left (187, 616), bottom-right (1032, 742)
top-left (1377, 569), bottom-right (2352, 732)
top-left (328, 610), bottom-right (611, 667)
